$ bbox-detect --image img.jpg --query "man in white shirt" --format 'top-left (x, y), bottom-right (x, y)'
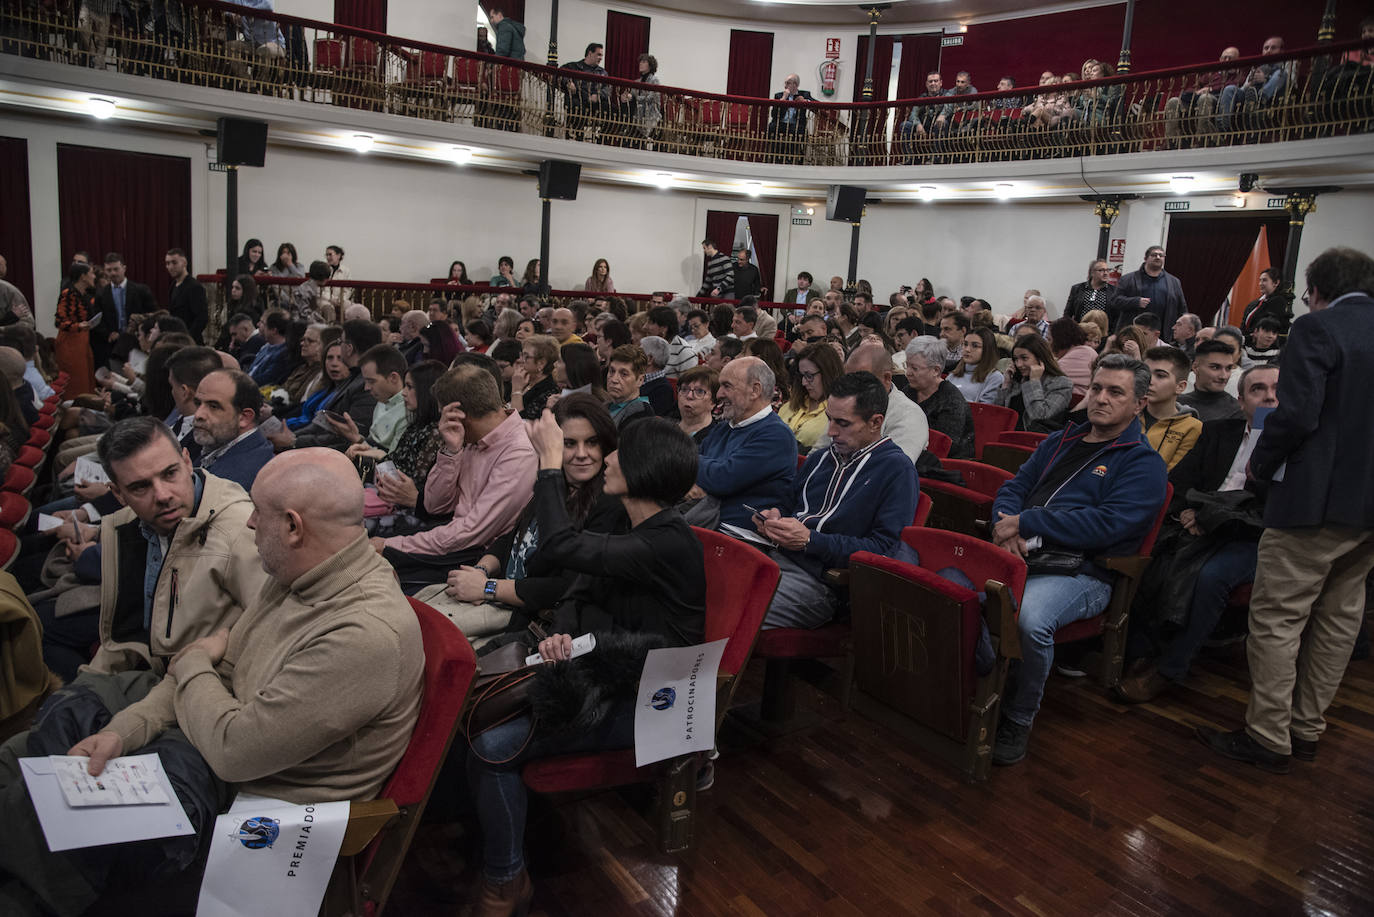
top-left (812, 341), bottom-right (928, 462)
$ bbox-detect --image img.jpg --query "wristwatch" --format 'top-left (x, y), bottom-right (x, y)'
top-left (484, 580), bottom-right (498, 599)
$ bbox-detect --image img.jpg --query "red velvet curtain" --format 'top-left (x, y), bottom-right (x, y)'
top-left (1165, 215), bottom-right (1290, 324)
top-left (852, 35), bottom-right (896, 102)
top-left (605, 10), bottom-right (650, 80)
top-left (335, 0), bottom-right (386, 32)
top-left (0, 137), bottom-right (34, 308)
top-left (746, 213), bottom-right (779, 298)
top-left (704, 211), bottom-right (738, 257)
top-left (56, 145), bottom-right (192, 307)
top-left (896, 34), bottom-right (943, 99)
top-left (727, 30), bottom-right (774, 98)
top-left (1266, 218), bottom-right (1291, 284)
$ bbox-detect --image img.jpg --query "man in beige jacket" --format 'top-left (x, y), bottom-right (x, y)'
top-left (0, 449), bottom-right (423, 915)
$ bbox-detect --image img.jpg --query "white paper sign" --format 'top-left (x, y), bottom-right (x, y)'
top-left (197, 795), bottom-right (349, 917)
top-left (19, 754), bottom-right (194, 852)
top-left (634, 639), bottom-right (728, 767)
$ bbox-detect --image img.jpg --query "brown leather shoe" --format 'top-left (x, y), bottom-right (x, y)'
top-left (1113, 664), bottom-right (1172, 704)
top-left (468, 868), bottom-right (533, 917)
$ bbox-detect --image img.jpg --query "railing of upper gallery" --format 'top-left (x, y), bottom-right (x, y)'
top-left (3, 1), bottom-right (1371, 165)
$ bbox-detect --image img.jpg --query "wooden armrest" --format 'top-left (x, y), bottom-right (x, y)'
top-left (1097, 555), bottom-right (1150, 579)
top-left (339, 798), bottom-right (399, 857)
top-left (824, 568), bottom-right (850, 587)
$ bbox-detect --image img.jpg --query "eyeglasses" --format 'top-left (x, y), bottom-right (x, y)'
top-left (804, 335), bottom-right (828, 344)
top-left (1301, 288), bottom-right (1310, 306)
top-left (799, 371), bottom-right (820, 382)
top-left (680, 387), bottom-right (711, 399)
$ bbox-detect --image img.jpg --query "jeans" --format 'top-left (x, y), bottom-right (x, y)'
top-left (1003, 574), bottom-right (1112, 727)
top-left (467, 702), bottom-right (636, 882)
top-left (762, 552), bottom-right (837, 629)
top-left (1218, 70), bottom-right (1285, 131)
top-left (1157, 540), bottom-right (1258, 681)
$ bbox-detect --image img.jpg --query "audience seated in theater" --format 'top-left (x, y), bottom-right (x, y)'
top-left (814, 341), bottom-right (929, 462)
top-left (638, 336), bottom-right (677, 418)
top-left (695, 356), bottom-right (796, 528)
top-left (417, 394), bottom-right (628, 642)
top-left (995, 333), bottom-right (1074, 432)
top-left (1131, 312), bottom-right (1164, 351)
top-left (1179, 340), bottom-right (1244, 422)
top-left (1172, 312), bottom-right (1202, 359)
top-left (165, 346), bottom-right (227, 459)
top-left (642, 306), bottom-right (694, 379)
top-left (555, 342), bottom-right (604, 403)
top-left (948, 326), bottom-right (1006, 405)
top-left (757, 371), bottom-right (919, 629)
top-left (595, 319), bottom-right (631, 368)
top-left (1080, 308), bottom-right (1110, 347)
top-left (1049, 316), bottom-right (1098, 401)
top-left (290, 319), bottom-right (382, 450)
top-left (676, 365), bottom-right (719, 445)
top-left (244, 309), bottom-right (294, 385)
top-left (1009, 295), bottom-right (1051, 339)
top-left (375, 364), bottom-right (538, 591)
top-left (397, 310), bottom-right (431, 364)
top-left (1118, 364), bottom-right (1280, 704)
top-left (679, 308), bottom-right (715, 365)
top-left (291, 259), bottom-right (335, 325)
top-left (191, 369), bottom-right (275, 492)
top-left (225, 313), bottom-right (263, 371)
top-left (1141, 346), bottom-right (1202, 471)
top-left (991, 354), bottom-right (1168, 765)
top-left (511, 334), bottom-right (560, 421)
top-left (903, 336), bottom-right (975, 459)
top-left (323, 344), bottom-right (411, 453)
top-left (747, 337), bottom-right (790, 409)
top-left (605, 344), bottom-right (654, 428)
top-left (0, 448), bottom-right (421, 915)
top-left (938, 311), bottom-right (970, 372)
top-left (1244, 316), bottom-right (1284, 364)
top-left (279, 322), bottom-right (335, 411)
top-left (351, 359), bottom-right (445, 528)
top-left (465, 319), bottom-right (494, 354)
top-left (466, 416), bottom-right (703, 916)
top-left (780, 342), bottom-right (842, 454)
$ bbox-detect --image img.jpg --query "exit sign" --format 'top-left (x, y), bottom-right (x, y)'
top-left (1164, 200), bottom-right (1191, 212)
top-left (941, 35), bottom-right (964, 47)
top-left (1266, 197), bottom-right (1286, 209)
top-left (792, 217), bottom-right (812, 226)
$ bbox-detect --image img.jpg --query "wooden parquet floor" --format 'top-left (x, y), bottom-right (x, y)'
top-left (390, 645), bottom-right (1374, 916)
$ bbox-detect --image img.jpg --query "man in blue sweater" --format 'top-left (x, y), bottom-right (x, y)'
top-left (754, 372), bottom-right (918, 629)
top-left (989, 354), bottom-right (1168, 766)
top-left (695, 357), bottom-right (795, 528)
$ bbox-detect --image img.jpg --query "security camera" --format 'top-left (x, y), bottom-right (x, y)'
top-left (1239, 173), bottom-right (1259, 192)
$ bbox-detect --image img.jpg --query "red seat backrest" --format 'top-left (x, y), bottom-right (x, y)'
top-left (378, 599), bottom-right (478, 807)
top-left (926, 429), bottom-right (952, 459)
top-left (411, 50), bottom-right (447, 80)
top-left (453, 57), bottom-right (482, 85)
top-left (995, 431), bottom-right (1047, 448)
top-left (348, 37), bottom-right (379, 68)
top-left (899, 527), bottom-right (1028, 605)
top-left (940, 459), bottom-right (1014, 498)
top-left (697, 100), bottom-right (723, 126)
top-left (969, 402), bottom-right (1019, 457)
top-left (492, 65), bottom-right (521, 92)
top-left (1135, 483), bottom-right (1173, 557)
top-left (314, 38), bottom-right (343, 70)
top-left (913, 491), bottom-right (932, 527)
top-left (692, 527), bottom-right (779, 681)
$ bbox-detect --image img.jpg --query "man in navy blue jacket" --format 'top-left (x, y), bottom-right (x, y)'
top-left (753, 372), bottom-right (918, 629)
top-left (695, 357), bottom-right (795, 528)
top-left (1200, 246), bottom-right (1374, 774)
top-left (191, 369), bottom-right (276, 493)
top-left (990, 354), bottom-right (1168, 765)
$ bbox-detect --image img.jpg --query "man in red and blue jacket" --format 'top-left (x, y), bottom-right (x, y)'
top-left (989, 353), bottom-right (1168, 766)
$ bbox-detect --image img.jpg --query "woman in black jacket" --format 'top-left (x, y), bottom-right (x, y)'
top-left (465, 415), bottom-right (704, 915)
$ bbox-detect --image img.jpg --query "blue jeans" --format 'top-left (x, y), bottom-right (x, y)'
top-left (1158, 540), bottom-right (1258, 681)
top-left (467, 702), bottom-right (635, 882)
top-left (1004, 574), bottom-right (1112, 727)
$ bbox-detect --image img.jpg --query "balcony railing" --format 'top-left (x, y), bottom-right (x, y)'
top-left (4, 0), bottom-right (1371, 165)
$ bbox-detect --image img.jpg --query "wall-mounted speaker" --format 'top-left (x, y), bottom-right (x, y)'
top-left (538, 160), bottom-right (581, 200)
top-left (216, 117), bottom-right (268, 167)
top-left (826, 185), bottom-right (866, 223)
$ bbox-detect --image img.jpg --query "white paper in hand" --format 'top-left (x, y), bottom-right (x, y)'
top-left (198, 796), bottom-right (349, 917)
top-left (73, 455), bottom-right (110, 486)
top-left (19, 754), bottom-right (194, 852)
top-left (51, 755), bottom-right (170, 806)
top-left (633, 639), bottom-right (728, 767)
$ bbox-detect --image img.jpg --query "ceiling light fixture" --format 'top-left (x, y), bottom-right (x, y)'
top-left (806, 206), bottom-right (815, 215)
top-left (994, 183), bottom-right (1015, 201)
top-left (350, 133), bottom-right (375, 153)
top-left (86, 97), bottom-right (116, 119)
top-left (917, 185), bottom-right (938, 202)
top-left (448, 145), bottom-right (473, 165)
top-left (1169, 174), bottom-right (1197, 194)
top-left (654, 172), bottom-right (673, 189)
top-left (745, 181), bottom-right (762, 197)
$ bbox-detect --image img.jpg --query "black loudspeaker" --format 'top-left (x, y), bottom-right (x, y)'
top-left (538, 160), bottom-right (581, 200)
top-left (217, 117), bottom-right (268, 167)
top-left (826, 184), bottom-right (866, 223)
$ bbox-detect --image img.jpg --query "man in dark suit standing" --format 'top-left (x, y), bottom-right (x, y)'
top-left (165, 247), bottom-right (208, 344)
top-left (1199, 246), bottom-right (1374, 773)
top-left (768, 74), bottom-right (815, 164)
top-left (94, 252), bottom-right (155, 370)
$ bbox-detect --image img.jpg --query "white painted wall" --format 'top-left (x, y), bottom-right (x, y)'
top-left (8, 114), bottom-right (1372, 335)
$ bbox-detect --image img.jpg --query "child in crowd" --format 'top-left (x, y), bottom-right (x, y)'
top-left (1141, 345), bottom-right (1202, 470)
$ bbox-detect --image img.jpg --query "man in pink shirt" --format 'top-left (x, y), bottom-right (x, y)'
top-left (371, 364), bottom-right (537, 591)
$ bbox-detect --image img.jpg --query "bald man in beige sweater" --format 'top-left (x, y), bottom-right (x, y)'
top-left (0, 449), bottom-right (423, 916)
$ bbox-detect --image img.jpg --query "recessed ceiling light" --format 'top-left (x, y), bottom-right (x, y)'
top-left (917, 185), bottom-right (938, 202)
top-left (86, 97), bottom-right (116, 119)
top-left (806, 207), bottom-right (815, 215)
top-left (654, 172), bottom-right (673, 189)
top-left (448, 145), bottom-right (472, 165)
top-left (994, 183), bottom-right (1015, 200)
top-left (745, 181), bottom-right (762, 197)
top-left (1169, 174), bottom-right (1197, 194)
top-left (350, 133), bottom-right (375, 153)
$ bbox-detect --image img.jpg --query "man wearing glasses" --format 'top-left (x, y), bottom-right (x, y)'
top-left (1116, 246), bottom-right (1188, 339)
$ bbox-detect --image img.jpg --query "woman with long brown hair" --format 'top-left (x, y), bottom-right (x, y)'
top-left (585, 258), bottom-right (615, 293)
top-left (995, 333), bottom-right (1074, 432)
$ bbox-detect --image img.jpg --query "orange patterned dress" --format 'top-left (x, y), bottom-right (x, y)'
top-left (54, 286), bottom-right (96, 396)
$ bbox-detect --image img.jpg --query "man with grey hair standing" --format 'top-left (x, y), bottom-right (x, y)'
top-left (989, 354), bottom-right (1168, 766)
top-left (695, 356), bottom-right (796, 528)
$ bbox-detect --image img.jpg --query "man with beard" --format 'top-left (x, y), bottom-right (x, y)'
top-left (191, 369), bottom-right (275, 492)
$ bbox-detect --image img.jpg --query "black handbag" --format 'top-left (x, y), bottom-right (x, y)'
top-left (1024, 547), bottom-right (1087, 577)
top-left (462, 640), bottom-right (539, 761)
